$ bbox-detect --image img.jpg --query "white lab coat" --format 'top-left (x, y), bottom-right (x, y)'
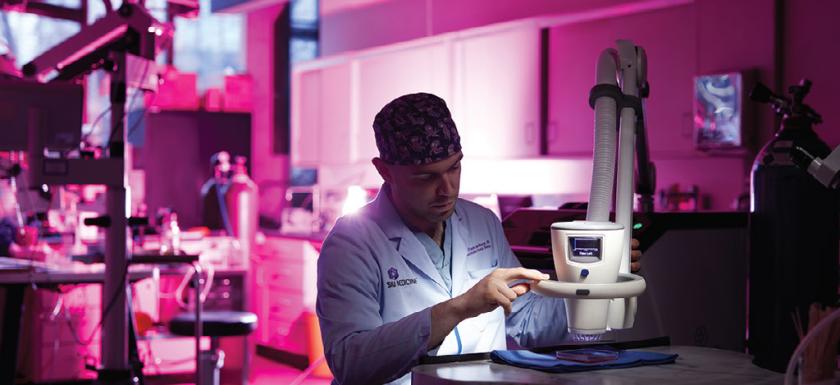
top-left (316, 184), bottom-right (568, 385)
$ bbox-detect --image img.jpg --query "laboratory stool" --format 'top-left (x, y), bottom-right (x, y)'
top-left (169, 311), bottom-right (258, 385)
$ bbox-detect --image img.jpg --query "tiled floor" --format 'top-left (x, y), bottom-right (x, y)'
top-left (248, 355), bottom-right (332, 385)
top-left (148, 354), bottom-right (332, 385)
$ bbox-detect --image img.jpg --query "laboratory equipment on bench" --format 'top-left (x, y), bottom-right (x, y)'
top-left (200, 152), bottom-right (257, 266)
top-left (201, 151), bottom-right (232, 231)
top-left (531, 40), bottom-right (647, 337)
top-left (0, 3), bottom-right (173, 384)
top-left (748, 79), bottom-right (839, 372)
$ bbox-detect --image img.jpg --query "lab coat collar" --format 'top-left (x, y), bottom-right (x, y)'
top-left (365, 183), bottom-right (466, 294)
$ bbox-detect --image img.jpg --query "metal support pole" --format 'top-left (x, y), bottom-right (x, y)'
top-left (99, 49), bottom-right (131, 384)
top-left (194, 263), bottom-right (203, 385)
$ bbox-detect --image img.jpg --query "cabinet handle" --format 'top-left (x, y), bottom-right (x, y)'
top-left (525, 122), bottom-right (536, 144)
top-left (547, 122), bottom-right (558, 144)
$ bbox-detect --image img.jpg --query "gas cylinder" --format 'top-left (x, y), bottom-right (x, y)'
top-left (224, 156), bottom-right (258, 266)
top-left (201, 151), bottom-right (231, 231)
top-left (748, 80), bottom-right (838, 372)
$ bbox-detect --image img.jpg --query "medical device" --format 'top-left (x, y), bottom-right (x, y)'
top-left (532, 40), bottom-right (647, 337)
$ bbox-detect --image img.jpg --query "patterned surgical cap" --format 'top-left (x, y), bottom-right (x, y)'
top-left (373, 93), bottom-right (461, 165)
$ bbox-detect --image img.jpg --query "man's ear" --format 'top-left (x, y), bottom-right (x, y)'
top-left (372, 157), bottom-right (392, 184)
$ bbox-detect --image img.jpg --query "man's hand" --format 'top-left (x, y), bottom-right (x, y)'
top-left (429, 267), bottom-right (549, 349)
top-left (452, 267), bottom-right (549, 317)
top-left (631, 238), bottom-right (642, 272)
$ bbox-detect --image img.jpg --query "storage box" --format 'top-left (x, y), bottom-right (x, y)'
top-left (223, 74), bottom-right (253, 112)
top-left (151, 66), bottom-right (199, 111)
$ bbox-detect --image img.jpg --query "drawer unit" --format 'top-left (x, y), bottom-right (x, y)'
top-left (253, 236), bottom-right (320, 357)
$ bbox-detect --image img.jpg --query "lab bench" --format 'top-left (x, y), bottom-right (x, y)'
top-left (2, 262), bottom-right (250, 384)
top-left (0, 262), bottom-right (152, 384)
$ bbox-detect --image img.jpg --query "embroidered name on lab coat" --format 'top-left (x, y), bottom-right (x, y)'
top-left (466, 240), bottom-right (492, 256)
top-left (386, 278), bottom-right (418, 288)
top-left (385, 267), bottom-right (418, 288)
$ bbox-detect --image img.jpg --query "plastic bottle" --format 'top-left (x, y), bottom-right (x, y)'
top-left (159, 210), bottom-right (181, 255)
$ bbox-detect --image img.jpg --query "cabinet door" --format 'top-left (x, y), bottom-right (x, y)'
top-left (546, 5), bottom-right (696, 156)
top-left (453, 26), bottom-right (541, 159)
top-left (292, 63), bottom-right (354, 166)
top-left (356, 42), bottom-right (452, 163)
top-left (253, 265), bottom-right (271, 343)
top-left (291, 68), bottom-right (322, 166)
top-left (320, 63), bottom-right (354, 165)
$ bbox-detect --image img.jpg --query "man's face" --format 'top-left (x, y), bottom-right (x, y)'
top-left (384, 152), bottom-right (463, 227)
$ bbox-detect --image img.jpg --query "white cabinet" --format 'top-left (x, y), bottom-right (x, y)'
top-left (355, 41), bottom-right (452, 164)
top-left (292, 68), bottom-right (321, 165)
top-left (321, 64), bottom-right (354, 165)
top-left (252, 236), bottom-right (319, 355)
top-left (292, 23), bottom-right (542, 166)
top-left (292, 42), bottom-right (451, 167)
top-left (546, 5), bottom-right (696, 156)
top-left (453, 25), bottom-right (541, 159)
top-left (291, 62), bottom-right (353, 166)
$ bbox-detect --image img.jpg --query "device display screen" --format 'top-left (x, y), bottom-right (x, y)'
top-left (569, 236), bottom-right (602, 259)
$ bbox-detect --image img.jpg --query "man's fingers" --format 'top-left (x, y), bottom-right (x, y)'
top-left (629, 238), bottom-right (642, 271)
top-left (497, 283), bottom-right (518, 301)
top-left (493, 292), bottom-right (512, 315)
top-left (496, 267), bottom-right (550, 283)
top-left (510, 283), bottom-right (530, 296)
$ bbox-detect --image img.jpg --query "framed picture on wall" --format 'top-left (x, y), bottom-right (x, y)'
top-left (693, 72), bottom-right (743, 150)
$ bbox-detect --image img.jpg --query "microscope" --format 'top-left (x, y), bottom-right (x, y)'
top-left (0, 4), bottom-right (170, 383)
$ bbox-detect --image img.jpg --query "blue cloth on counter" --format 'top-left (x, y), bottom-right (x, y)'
top-left (490, 349), bottom-right (678, 373)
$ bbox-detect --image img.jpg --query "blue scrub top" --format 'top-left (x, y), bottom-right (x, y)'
top-left (413, 217), bottom-right (453, 292)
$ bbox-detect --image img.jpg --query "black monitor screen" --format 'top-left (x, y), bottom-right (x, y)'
top-left (569, 236), bottom-right (602, 258)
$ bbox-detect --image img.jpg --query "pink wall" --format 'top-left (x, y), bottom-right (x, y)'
top-left (320, 0), bottom-right (428, 56)
top-left (320, 0), bottom-right (685, 56)
top-left (543, 3), bottom-right (751, 210)
top-left (695, 0), bottom-right (777, 156)
top-left (247, 5), bottom-right (289, 215)
top-left (784, 0), bottom-right (840, 147)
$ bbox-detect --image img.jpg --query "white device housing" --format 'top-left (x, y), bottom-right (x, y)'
top-left (532, 40), bottom-right (647, 337)
top-left (534, 221), bottom-right (646, 335)
top-left (553, 221), bottom-right (623, 334)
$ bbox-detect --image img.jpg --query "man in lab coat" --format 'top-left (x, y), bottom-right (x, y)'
top-left (316, 93), bottom-right (641, 385)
